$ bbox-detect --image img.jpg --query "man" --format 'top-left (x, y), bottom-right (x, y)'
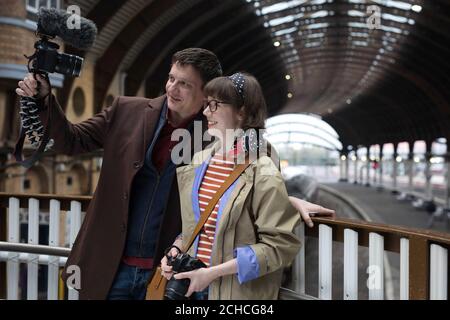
top-left (16, 48), bottom-right (334, 300)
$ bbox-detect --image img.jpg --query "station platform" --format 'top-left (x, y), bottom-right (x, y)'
top-left (324, 182), bottom-right (449, 233)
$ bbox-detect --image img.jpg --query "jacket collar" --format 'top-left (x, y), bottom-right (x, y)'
top-left (147, 94), bottom-right (167, 110)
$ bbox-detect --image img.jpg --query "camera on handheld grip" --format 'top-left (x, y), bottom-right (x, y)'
top-left (25, 7), bottom-right (97, 77)
top-left (14, 8), bottom-right (97, 168)
top-left (163, 246), bottom-right (207, 300)
top-left (30, 35), bottom-right (83, 77)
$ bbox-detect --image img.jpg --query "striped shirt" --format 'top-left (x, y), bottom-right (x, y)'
top-left (196, 154), bottom-right (235, 266)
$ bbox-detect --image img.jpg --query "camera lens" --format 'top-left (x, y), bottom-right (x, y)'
top-left (163, 253), bottom-right (207, 300)
top-left (55, 53), bottom-right (83, 77)
top-left (164, 277), bottom-right (191, 300)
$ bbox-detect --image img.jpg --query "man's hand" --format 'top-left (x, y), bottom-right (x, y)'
top-left (16, 73), bottom-right (50, 99)
top-left (173, 268), bottom-right (216, 298)
top-left (289, 196), bottom-right (336, 228)
top-left (160, 240), bottom-right (183, 280)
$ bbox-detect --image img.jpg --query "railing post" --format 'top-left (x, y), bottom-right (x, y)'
top-left (7, 197), bottom-right (20, 300)
top-left (344, 229), bottom-right (358, 300)
top-left (27, 198), bottom-right (39, 300)
top-left (319, 224), bottom-right (332, 300)
top-left (0, 205), bottom-right (6, 299)
top-left (400, 238), bottom-right (409, 300)
top-left (68, 201), bottom-right (81, 300)
top-left (292, 222), bottom-right (305, 294)
top-left (430, 244), bottom-right (448, 300)
top-left (408, 237), bottom-right (429, 299)
top-left (368, 232), bottom-right (384, 300)
top-left (48, 199), bottom-right (60, 300)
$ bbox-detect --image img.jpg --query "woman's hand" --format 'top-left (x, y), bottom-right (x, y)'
top-left (173, 268), bottom-right (217, 298)
top-left (289, 196), bottom-right (336, 228)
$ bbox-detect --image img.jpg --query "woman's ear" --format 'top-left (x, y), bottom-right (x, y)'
top-left (237, 106), bottom-right (245, 121)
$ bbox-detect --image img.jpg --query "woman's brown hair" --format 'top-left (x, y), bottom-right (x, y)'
top-left (203, 72), bottom-right (267, 130)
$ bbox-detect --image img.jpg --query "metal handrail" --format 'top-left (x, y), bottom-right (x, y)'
top-left (315, 185), bottom-right (450, 247)
top-left (308, 217), bottom-right (450, 247)
top-left (0, 192), bottom-right (92, 211)
top-left (0, 241), bottom-right (70, 257)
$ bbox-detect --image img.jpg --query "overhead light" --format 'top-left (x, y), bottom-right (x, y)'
top-left (285, 74), bottom-right (291, 80)
top-left (396, 156), bottom-right (402, 163)
top-left (411, 5), bottom-right (422, 13)
top-left (351, 155), bottom-right (357, 161)
top-left (341, 155), bottom-right (347, 161)
top-left (274, 41), bottom-right (281, 47)
top-left (430, 157), bottom-right (442, 164)
top-left (287, 92), bottom-right (293, 98)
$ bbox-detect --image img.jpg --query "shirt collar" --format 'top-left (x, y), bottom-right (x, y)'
top-left (166, 104), bottom-right (200, 129)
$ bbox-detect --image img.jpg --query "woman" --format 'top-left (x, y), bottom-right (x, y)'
top-left (161, 72), bottom-right (301, 300)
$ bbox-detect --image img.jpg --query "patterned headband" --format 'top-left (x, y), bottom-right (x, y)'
top-left (228, 72), bottom-right (245, 102)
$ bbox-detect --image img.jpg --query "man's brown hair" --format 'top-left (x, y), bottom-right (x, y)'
top-left (172, 48), bottom-right (223, 86)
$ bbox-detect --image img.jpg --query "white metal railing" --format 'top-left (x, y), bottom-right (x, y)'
top-left (0, 194), bottom-right (85, 300)
top-left (1, 193), bottom-right (449, 300)
top-left (290, 217), bottom-right (449, 300)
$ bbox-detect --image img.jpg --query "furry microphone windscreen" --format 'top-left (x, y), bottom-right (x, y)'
top-left (37, 7), bottom-right (97, 50)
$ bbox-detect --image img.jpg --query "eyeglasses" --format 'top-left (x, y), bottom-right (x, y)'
top-left (203, 99), bottom-right (229, 112)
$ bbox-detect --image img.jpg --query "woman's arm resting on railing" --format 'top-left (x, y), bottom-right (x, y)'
top-left (289, 196), bottom-right (336, 228)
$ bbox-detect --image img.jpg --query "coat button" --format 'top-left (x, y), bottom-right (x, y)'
top-left (123, 192), bottom-right (128, 200)
top-left (121, 222), bottom-right (127, 232)
top-left (133, 161), bottom-right (141, 169)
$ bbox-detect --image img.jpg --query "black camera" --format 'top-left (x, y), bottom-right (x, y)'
top-left (164, 253), bottom-right (206, 300)
top-left (24, 7), bottom-right (98, 77)
top-left (15, 8), bottom-right (97, 168)
top-left (31, 38), bottom-right (83, 77)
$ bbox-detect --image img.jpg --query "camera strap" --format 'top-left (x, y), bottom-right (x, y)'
top-left (183, 158), bottom-right (252, 252)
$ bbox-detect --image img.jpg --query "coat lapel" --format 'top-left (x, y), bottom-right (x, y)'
top-left (143, 95), bottom-right (166, 157)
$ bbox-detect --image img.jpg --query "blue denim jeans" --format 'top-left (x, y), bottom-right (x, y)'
top-left (107, 263), bottom-right (152, 300)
